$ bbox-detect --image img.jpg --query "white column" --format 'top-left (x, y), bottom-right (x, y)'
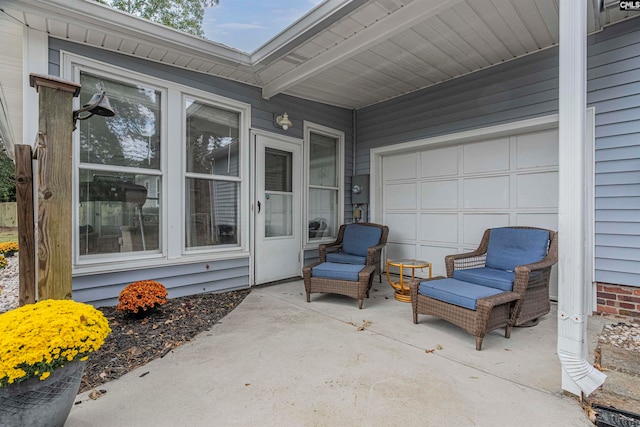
top-left (557, 0), bottom-right (606, 397)
top-left (23, 27), bottom-right (48, 147)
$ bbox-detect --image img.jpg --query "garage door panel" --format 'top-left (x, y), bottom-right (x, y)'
top-left (383, 152), bottom-right (417, 181)
top-left (463, 214), bottom-right (510, 245)
top-left (386, 242), bottom-right (416, 261)
top-left (516, 213), bottom-right (558, 230)
top-left (381, 126), bottom-right (558, 301)
top-left (464, 176), bottom-right (510, 209)
top-left (420, 180), bottom-right (457, 209)
top-left (420, 214), bottom-right (457, 242)
top-left (385, 213), bottom-right (416, 241)
top-left (463, 137), bottom-right (510, 174)
top-left (384, 183), bottom-right (416, 209)
top-left (517, 172), bottom-right (558, 208)
top-left (420, 245), bottom-right (458, 277)
top-left (516, 129), bottom-right (559, 169)
top-left (420, 146), bottom-right (457, 177)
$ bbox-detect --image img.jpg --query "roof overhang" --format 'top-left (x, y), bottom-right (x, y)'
top-left (2, 0), bottom-right (636, 109)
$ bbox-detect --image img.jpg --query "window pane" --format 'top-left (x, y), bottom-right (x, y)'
top-left (186, 98), bottom-right (239, 176)
top-left (265, 194), bottom-right (293, 238)
top-left (186, 179), bottom-right (239, 248)
top-left (78, 171), bottom-right (161, 255)
top-left (309, 133), bottom-right (337, 187)
top-left (308, 188), bottom-right (337, 239)
top-left (265, 148), bottom-right (292, 192)
top-left (79, 73), bottom-right (161, 169)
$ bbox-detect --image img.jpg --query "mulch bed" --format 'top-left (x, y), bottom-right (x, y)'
top-left (80, 289), bottom-right (250, 394)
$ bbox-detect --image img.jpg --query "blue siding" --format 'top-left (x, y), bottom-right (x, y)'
top-left (73, 258), bottom-right (250, 307)
top-left (49, 39), bottom-right (353, 304)
top-left (589, 18), bottom-right (640, 287)
top-left (356, 17), bottom-right (640, 288)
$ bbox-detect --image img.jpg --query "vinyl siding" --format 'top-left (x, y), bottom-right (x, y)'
top-left (589, 18), bottom-right (640, 286)
top-left (48, 39), bottom-right (353, 304)
top-left (356, 17), bottom-right (640, 288)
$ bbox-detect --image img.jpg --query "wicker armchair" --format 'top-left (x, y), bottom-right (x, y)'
top-left (446, 227), bottom-right (558, 326)
top-left (303, 223), bottom-right (389, 308)
top-left (411, 227), bottom-right (558, 350)
top-left (318, 223), bottom-right (389, 282)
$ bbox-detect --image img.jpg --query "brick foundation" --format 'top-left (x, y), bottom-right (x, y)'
top-left (596, 283), bottom-right (640, 318)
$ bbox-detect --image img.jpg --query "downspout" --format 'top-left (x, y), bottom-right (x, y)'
top-left (557, 0), bottom-right (606, 397)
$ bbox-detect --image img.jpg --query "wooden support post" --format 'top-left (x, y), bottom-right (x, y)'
top-left (15, 144), bottom-right (36, 305)
top-left (30, 74), bottom-right (81, 301)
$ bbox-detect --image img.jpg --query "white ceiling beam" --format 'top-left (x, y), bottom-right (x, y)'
top-left (261, 0), bottom-right (464, 100)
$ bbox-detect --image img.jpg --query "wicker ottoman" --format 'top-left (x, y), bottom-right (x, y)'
top-left (302, 262), bottom-right (376, 309)
top-left (410, 277), bottom-right (520, 350)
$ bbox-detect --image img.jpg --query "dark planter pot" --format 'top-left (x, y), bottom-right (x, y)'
top-left (0, 360), bottom-right (86, 427)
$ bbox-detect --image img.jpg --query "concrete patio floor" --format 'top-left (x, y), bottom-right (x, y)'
top-left (66, 278), bottom-right (608, 426)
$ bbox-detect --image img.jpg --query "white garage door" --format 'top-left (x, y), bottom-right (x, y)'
top-left (382, 128), bottom-right (559, 299)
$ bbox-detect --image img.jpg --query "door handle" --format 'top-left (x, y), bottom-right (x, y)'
top-left (257, 200), bottom-right (261, 214)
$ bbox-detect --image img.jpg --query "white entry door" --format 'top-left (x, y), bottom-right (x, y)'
top-left (254, 133), bottom-right (302, 284)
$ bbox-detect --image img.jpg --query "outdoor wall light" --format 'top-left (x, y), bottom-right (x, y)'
top-left (72, 90), bottom-right (115, 130)
top-left (275, 112), bottom-right (292, 131)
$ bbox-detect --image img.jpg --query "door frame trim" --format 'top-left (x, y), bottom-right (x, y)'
top-left (250, 129), bottom-right (304, 286)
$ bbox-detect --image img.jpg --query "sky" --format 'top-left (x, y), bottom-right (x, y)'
top-left (202, 0), bottom-right (324, 53)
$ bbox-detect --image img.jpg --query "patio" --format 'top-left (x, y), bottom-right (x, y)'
top-left (65, 277), bottom-right (607, 426)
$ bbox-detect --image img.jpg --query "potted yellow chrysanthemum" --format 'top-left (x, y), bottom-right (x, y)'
top-left (0, 241), bottom-right (18, 257)
top-left (0, 299), bottom-right (111, 427)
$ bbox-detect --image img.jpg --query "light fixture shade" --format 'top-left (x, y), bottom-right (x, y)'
top-left (73, 90), bottom-right (116, 130)
top-left (276, 112), bottom-right (292, 130)
top-left (83, 91), bottom-right (115, 118)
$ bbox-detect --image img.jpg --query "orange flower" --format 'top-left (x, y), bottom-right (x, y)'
top-left (116, 280), bottom-right (168, 314)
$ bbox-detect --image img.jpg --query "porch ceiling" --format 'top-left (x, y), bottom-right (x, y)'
top-left (2, 0), bottom-right (635, 109)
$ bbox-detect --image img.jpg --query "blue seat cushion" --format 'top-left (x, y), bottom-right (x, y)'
top-left (453, 267), bottom-right (515, 292)
top-left (485, 228), bottom-right (549, 272)
top-left (341, 224), bottom-right (382, 257)
top-left (418, 278), bottom-right (504, 311)
top-left (312, 262), bottom-right (365, 282)
top-left (326, 252), bottom-right (366, 265)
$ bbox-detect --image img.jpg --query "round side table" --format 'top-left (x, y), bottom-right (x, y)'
top-left (386, 258), bottom-right (432, 302)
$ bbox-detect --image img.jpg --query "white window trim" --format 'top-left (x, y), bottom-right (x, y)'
top-left (62, 52), bottom-right (251, 275)
top-left (303, 121), bottom-right (344, 249)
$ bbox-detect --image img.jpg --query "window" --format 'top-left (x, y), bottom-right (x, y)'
top-left (67, 54), bottom-right (250, 269)
top-left (185, 97), bottom-right (241, 249)
top-left (304, 123), bottom-right (344, 245)
top-left (77, 72), bottom-right (162, 257)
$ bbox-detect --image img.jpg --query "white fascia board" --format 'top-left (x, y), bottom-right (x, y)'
top-left (260, 0), bottom-right (464, 100)
top-left (5, 0), bottom-right (252, 67)
top-left (250, 0), bottom-right (362, 63)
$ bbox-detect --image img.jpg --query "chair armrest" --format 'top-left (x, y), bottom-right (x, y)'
top-left (318, 242), bottom-right (342, 262)
top-left (445, 251), bottom-right (487, 277)
top-left (366, 243), bottom-right (386, 265)
top-left (512, 254), bottom-right (557, 294)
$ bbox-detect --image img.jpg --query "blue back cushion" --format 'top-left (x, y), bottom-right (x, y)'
top-left (342, 225), bottom-right (382, 257)
top-left (485, 228), bottom-right (549, 272)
